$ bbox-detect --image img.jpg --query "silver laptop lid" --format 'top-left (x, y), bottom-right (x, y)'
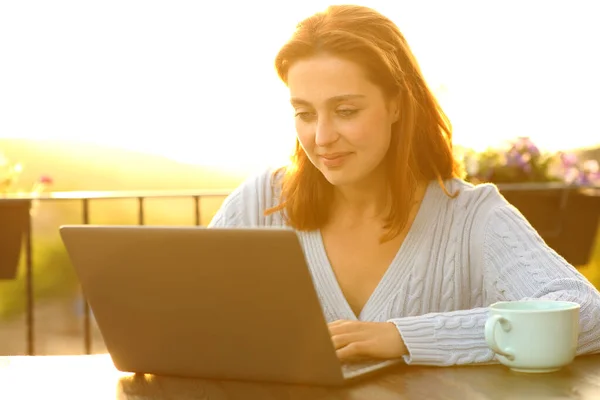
top-left (59, 225), bottom-right (345, 385)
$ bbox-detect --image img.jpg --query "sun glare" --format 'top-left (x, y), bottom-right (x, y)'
top-left (1, 0), bottom-right (598, 173)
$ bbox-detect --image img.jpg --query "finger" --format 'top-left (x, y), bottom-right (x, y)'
top-left (328, 320), bottom-right (359, 335)
top-left (336, 341), bottom-right (369, 361)
top-left (330, 332), bottom-right (363, 350)
top-left (328, 319), bottom-right (351, 328)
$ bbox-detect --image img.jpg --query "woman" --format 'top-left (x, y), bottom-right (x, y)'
top-left (208, 4), bottom-right (600, 366)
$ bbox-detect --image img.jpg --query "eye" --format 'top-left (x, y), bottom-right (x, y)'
top-left (337, 109), bottom-right (358, 118)
top-left (294, 111), bottom-right (316, 122)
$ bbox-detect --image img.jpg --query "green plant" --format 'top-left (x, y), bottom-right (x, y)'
top-left (459, 137), bottom-right (600, 185)
top-left (0, 239), bottom-right (79, 320)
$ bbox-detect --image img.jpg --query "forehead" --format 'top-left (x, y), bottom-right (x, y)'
top-left (287, 55), bottom-right (380, 104)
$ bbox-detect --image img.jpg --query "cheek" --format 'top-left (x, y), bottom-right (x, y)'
top-left (373, 127), bottom-right (393, 159)
top-left (346, 115), bottom-right (392, 152)
top-left (295, 122), bottom-right (315, 153)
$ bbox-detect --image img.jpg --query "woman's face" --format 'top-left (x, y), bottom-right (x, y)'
top-left (287, 54), bottom-right (398, 187)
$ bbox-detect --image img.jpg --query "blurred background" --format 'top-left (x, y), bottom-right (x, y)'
top-left (1, 0), bottom-right (599, 356)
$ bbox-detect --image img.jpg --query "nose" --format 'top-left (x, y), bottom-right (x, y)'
top-left (314, 116), bottom-right (339, 147)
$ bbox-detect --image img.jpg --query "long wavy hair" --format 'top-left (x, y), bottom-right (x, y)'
top-left (265, 5), bottom-right (464, 242)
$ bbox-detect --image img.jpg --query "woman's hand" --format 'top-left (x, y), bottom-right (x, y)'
top-left (328, 320), bottom-right (408, 361)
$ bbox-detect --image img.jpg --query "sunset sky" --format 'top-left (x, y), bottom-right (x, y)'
top-left (1, 0), bottom-right (598, 171)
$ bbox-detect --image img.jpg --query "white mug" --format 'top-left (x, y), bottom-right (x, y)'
top-left (484, 300), bottom-right (580, 373)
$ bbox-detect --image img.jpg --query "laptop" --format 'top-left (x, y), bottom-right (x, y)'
top-left (59, 225), bottom-right (403, 386)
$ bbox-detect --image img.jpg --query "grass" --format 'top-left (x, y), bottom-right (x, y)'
top-left (0, 238), bottom-right (79, 320)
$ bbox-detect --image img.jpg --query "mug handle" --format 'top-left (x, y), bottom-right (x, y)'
top-left (484, 315), bottom-right (515, 361)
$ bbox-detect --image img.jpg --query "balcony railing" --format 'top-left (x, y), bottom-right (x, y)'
top-left (1, 189), bottom-right (232, 356)
top-left (1, 182), bottom-right (598, 356)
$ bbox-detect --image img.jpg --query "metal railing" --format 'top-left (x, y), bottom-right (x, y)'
top-left (4, 189), bottom-right (231, 356)
top-left (3, 182), bottom-right (599, 355)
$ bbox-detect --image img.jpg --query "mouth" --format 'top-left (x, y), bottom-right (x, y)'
top-left (319, 152), bottom-right (352, 167)
top-left (319, 152), bottom-right (352, 160)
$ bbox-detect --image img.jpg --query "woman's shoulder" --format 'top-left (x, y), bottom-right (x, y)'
top-left (444, 178), bottom-right (509, 216)
top-left (442, 178), bottom-right (537, 242)
top-left (208, 166), bottom-right (286, 227)
top-left (425, 178), bottom-right (524, 239)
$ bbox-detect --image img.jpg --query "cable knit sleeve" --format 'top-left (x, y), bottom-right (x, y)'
top-left (482, 204), bottom-right (600, 355)
top-left (388, 201), bottom-right (600, 366)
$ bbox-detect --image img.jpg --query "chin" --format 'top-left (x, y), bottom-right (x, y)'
top-left (317, 165), bottom-right (365, 187)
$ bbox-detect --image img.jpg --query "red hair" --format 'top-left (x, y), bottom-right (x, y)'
top-left (266, 5), bottom-right (464, 241)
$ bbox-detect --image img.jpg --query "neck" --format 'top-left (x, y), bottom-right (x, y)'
top-left (331, 171), bottom-right (389, 221)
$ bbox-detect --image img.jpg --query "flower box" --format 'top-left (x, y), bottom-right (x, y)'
top-left (1, 151), bottom-right (52, 279)
top-left (498, 184), bottom-right (600, 266)
top-left (0, 199), bottom-right (31, 279)
top-left (462, 137), bottom-right (600, 267)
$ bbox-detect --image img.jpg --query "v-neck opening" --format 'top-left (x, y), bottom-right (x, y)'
top-left (314, 180), bottom-right (441, 321)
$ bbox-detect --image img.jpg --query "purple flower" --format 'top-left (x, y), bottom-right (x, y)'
top-left (505, 140), bottom-right (533, 175)
top-left (506, 147), bottom-right (522, 166)
top-left (580, 160), bottom-right (600, 185)
top-left (462, 136), bottom-right (598, 185)
top-left (513, 137), bottom-right (540, 157)
top-left (559, 152), bottom-right (578, 168)
top-left (564, 167), bottom-right (580, 184)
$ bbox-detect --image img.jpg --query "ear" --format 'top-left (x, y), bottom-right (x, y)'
top-left (388, 96), bottom-right (400, 124)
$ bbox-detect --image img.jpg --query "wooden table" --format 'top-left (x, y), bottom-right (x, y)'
top-left (2, 353), bottom-right (600, 399)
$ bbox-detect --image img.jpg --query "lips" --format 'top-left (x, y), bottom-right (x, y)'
top-left (319, 152), bottom-right (352, 167)
top-left (319, 152), bottom-right (352, 160)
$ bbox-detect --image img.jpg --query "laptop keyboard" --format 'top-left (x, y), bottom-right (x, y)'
top-left (341, 359), bottom-right (400, 378)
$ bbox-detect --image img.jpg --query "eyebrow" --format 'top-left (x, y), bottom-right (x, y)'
top-left (290, 94), bottom-right (366, 106)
